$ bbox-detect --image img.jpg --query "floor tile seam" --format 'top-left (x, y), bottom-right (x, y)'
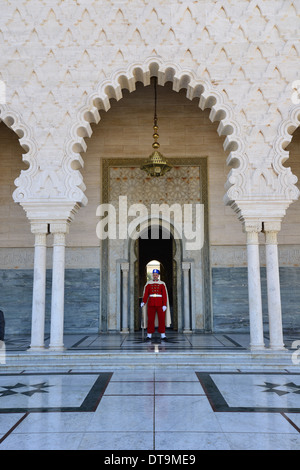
top-left (78, 430), bottom-right (156, 450)
top-left (155, 393), bottom-right (206, 396)
top-left (44, 429), bottom-right (299, 438)
top-left (102, 393), bottom-right (155, 396)
top-left (109, 381), bottom-right (199, 383)
top-left (161, 378), bottom-right (207, 384)
top-left (103, 392), bottom-right (206, 397)
top-left (0, 412), bottom-right (29, 445)
top-left (154, 430), bottom-right (238, 437)
top-left (80, 430), bottom-right (155, 432)
top-left (281, 412), bottom-right (300, 433)
top-left (211, 430), bottom-right (300, 437)
top-left (110, 380), bottom-right (154, 382)
top-left (9, 430), bottom-right (95, 436)
top-left (220, 430), bottom-right (236, 450)
top-left (213, 413), bottom-right (300, 435)
top-left (154, 430), bottom-right (300, 436)
top-left (107, 382), bottom-right (200, 385)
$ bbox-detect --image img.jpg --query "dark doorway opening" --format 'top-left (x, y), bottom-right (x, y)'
top-left (135, 226), bottom-right (177, 330)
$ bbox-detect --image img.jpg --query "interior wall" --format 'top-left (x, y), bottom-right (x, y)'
top-left (1, 93), bottom-right (299, 251)
top-left (280, 127), bottom-right (300, 245)
top-left (0, 123), bottom-right (32, 248)
top-left (70, 81), bottom-right (241, 247)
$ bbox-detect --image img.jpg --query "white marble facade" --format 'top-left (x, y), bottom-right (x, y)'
top-left (0, 1), bottom-right (299, 350)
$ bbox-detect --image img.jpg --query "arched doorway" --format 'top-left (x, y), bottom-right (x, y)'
top-left (102, 155), bottom-right (210, 335)
top-left (135, 226), bottom-right (177, 331)
top-left (96, 78), bottom-right (212, 335)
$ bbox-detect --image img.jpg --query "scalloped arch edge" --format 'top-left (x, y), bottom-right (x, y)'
top-left (67, 58), bottom-right (244, 206)
top-left (0, 104), bottom-right (38, 204)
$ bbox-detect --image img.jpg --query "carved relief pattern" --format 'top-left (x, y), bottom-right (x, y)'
top-left (109, 166), bottom-right (201, 207)
top-left (0, 1), bottom-right (299, 212)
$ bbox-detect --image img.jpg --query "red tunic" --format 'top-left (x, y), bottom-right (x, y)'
top-left (142, 281), bottom-right (167, 307)
top-left (142, 281), bottom-right (167, 333)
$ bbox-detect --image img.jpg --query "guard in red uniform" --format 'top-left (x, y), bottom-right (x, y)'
top-left (140, 269), bottom-right (170, 341)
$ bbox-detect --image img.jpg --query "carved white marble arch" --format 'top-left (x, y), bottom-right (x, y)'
top-left (0, 104), bottom-right (49, 350)
top-left (9, 57), bottom-right (299, 217)
top-left (273, 104), bottom-right (300, 201)
top-left (6, 58), bottom-right (299, 350)
top-left (0, 104), bottom-right (38, 204)
top-left (62, 59), bottom-right (300, 348)
top-left (65, 57), bottom-right (245, 208)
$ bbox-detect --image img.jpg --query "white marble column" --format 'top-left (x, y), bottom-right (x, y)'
top-left (121, 262), bottom-right (129, 333)
top-left (244, 222), bottom-right (265, 350)
top-left (263, 222), bottom-right (285, 350)
top-left (49, 223), bottom-right (69, 351)
top-left (29, 223), bottom-right (48, 351)
top-left (182, 262), bottom-right (192, 333)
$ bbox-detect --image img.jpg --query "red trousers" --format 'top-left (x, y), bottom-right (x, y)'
top-left (147, 306), bottom-right (165, 334)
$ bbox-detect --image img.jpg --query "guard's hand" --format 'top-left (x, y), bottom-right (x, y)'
top-left (162, 306), bottom-right (167, 311)
top-left (140, 302), bottom-right (145, 308)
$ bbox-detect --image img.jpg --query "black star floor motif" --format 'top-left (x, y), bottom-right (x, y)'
top-left (0, 372), bottom-right (112, 413)
top-left (258, 381), bottom-right (300, 396)
top-left (0, 382), bottom-right (53, 398)
top-left (196, 372), bottom-right (300, 413)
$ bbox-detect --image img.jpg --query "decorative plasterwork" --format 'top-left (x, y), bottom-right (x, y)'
top-left (274, 104), bottom-right (300, 197)
top-left (0, 1), bottom-right (299, 220)
top-left (0, 104), bottom-right (83, 221)
top-left (0, 103), bottom-right (38, 201)
top-left (272, 104), bottom-right (300, 201)
top-left (226, 105), bottom-right (300, 206)
top-left (68, 58), bottom-right (300, 211)
top-left (68, 58), bottom-right (244, 206)
top-left (5, 57), bottom-right (300, 221)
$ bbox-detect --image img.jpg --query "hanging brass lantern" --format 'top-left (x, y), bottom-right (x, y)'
top-left (140, 77), bottom-right (172, 177)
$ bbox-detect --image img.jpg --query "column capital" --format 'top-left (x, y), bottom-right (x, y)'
top-left (182, 261), bottom-right (191, 271)
top-left (242, 220), bottom-right (262, 234)
top-left (242, 220), bottom-right (262, 245)
top-left (263, 221), bottom-right (281, 245)
top-left (120, 262), bottom-right (129, 272)
top-left (231, 201), bottom-right (290, 225)
top-left (21, 202), bottom-right (80, 224)
top-left (50, 221), bottom-right (70, 235)
top-left (30, 222), bottom-right (49, 234)
top-left (263, 221), bottom-right (281, 233)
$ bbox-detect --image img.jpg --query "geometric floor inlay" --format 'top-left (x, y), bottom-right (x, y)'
top-left (258, 382), bottom-right (300, 396)
top-left (67, 332), bottom-right (246, 351)
top-left (0, 382), bottom-right (53, 397)
top-left (196, 372), bottom-right (300, 413)
top-left (0, 372), bottom-right (112, 413)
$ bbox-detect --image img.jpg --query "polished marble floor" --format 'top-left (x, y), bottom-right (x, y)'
top-left (0, 332), bottom-right (299, 450)
top-left (0, 369), bottom-right (299, 450)
top-left (3, 330), bottom-right (299, 352)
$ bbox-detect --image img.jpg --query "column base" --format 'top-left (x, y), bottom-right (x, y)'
top-left (28, 345), bottom-right (46, 352)
top-left (121, 328), bottom-right (129, 334)
top-left (269, 344), bottom-right (286, 351)
top-left (250, 344), bottom-right (265, 351)
top-left (183, 329), bottom-right (192, 334)
top-left (48, 345), bottom-right (65, 352)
